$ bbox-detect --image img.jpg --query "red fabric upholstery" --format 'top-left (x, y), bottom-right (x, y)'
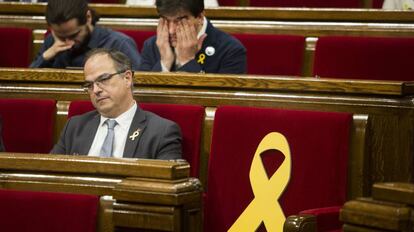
top-left (0, 189), bottom-right (98, 232)
top-left (204, 106), bottom-right (351, 232)
top-left (300, 206), bottom-right (342, 232)
top-left (0, 27), bottom-right (32, 67)
top-left (313, 36), bottom-right (414, 81)
top-left (68, 100), bottom-right (204, 177)
top-left (89, 0), bottom-right (120, 3)
top-left (218, 0), bottom-right (239, 6)
top-left (372, 0), bottom-right (384, 8)
top-left (118, 30), bottom-right (156, 52)
top-left (0, 98), bottom-right (56, 153)
top-left (248, 0), bottom-right (360, 7)
top-left (233, 33), bottom-right (305, 76)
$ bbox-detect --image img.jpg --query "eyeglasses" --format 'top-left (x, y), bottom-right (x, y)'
top-left (82, 70), bottom-right (126, 92)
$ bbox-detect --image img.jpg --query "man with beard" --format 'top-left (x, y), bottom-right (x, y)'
top-left (30, 0), bottom-right (141, 70)
top-left (138, 0), bottom-right (246, 74)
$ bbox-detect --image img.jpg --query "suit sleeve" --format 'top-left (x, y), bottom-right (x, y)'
top-left (138, 38), bottom-right (162, 71)
top-left (50, 118), bottom-right (72, 155)
top-left (30, 35), bottom-right (56, 68)
top-left (156, 122), bottom-right (182, 160)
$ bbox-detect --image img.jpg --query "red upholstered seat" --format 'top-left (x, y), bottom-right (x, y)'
top-left (204, 106), bottom-right (351, 232)
top-left (233, 34), bottom-right (305, 76)
top-left (0, 189), bottom-right (98, 232)
top-left (0, 27), bottom-right (32, 67)
top-left (0, 98), bottom-right (56, 153)
top-left (68, 100), bottom-right (204, 177)
top-left (372, 0), bottom-right (384, 8)
top-left (248, 0), bottom-right (360, 7)
top-left (218, 0), bottom-right (239, 6)
top-left (313, 36), bottom-right (414, 81)
top-left (118, 30), bottom-right (156, 53)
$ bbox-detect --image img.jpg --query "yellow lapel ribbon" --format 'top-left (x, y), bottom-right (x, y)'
top-left (228, 132), bottom-right (291, 232)
top-left (197, 53), bottom-right (206, 64)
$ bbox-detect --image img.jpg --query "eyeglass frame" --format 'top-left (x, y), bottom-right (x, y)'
top-left (82, 69), bottom-right (129, 92)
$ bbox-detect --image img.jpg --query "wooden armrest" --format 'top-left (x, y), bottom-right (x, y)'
top-left (284, 214), bottom-right (317, 232)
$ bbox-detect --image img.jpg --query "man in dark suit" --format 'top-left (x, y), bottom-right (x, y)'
top-left (138, 0), bottom-right (246, 74)
top-left (30, 0), bottom-right (141, 70)
top-left (51, 48), bottom-right (182, 159)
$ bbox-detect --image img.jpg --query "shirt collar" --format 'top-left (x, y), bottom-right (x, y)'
top-left (197, 16), bottom-right (208, 39)
top-left (99, 101), bottom-right (137, 130)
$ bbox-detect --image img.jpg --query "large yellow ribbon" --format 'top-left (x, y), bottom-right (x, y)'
top-left (228, 132), bottom-right (291, 232)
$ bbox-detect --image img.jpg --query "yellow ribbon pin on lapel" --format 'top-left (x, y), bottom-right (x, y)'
top-left (197, 53), bottom-right (206, 64)
top-left (228, 132), bottom-right (291, 232)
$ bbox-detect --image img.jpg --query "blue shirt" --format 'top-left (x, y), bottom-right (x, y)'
top-left (30, 26), bottom-right (141, 70)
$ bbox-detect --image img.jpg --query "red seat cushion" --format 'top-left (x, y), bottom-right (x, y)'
top-left (68, 100), bottom-right (204, 177)
top-left (233, 34), bottom-right (305, 76)
top-left (0, 189), bottom-right (98, 232)
top-left (204, 106), bottom-right (351, 232)
top-left (0, 99), bottom-right (56, 153)
top-left (313, 36), bottom-right (414, 81)
top-left (0, 28), bottom-right (32, 67)
top-left (218, 0), bottom-right (239, 6)
top-left (118, 30), bottom-right (156, 53)
top-left (248, 0), bottom-right (360, 7)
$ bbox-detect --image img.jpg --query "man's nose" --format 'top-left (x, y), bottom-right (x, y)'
top-left (168, 21), bottom-right (177, 34)
top-left (92, 82), bottom-right (103, 93)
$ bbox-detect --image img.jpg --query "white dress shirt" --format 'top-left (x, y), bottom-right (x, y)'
top-left (88, 102), bottom-right (137, 158)
top-left (383, 0), bottom-right (414, 9)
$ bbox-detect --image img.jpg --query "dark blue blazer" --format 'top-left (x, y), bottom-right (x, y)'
top-left (139, 20), bottom-right (247, 74)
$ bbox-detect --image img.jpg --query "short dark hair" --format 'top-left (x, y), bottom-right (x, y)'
top-left (156, 0), bottom-right (204, 17)
top-left (85, 48), bottom-right (132, 73)
top-left (46, 0), bottom-right (99, 26)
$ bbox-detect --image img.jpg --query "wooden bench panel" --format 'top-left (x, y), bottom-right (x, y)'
top-left (0, 153), bottom-right (201, 232)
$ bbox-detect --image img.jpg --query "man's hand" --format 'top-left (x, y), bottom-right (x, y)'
top-left (156, 18), bottom-right (175, 70)
top-left (42, 32), bottom-right (74, 61)
top-left (175, 18), bottom-right (207, 66)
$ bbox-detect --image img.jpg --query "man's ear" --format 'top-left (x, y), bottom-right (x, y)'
top-left (124, 70), bottom-right (134, 88)
top-left (197, 11), bottom-right (205, 25)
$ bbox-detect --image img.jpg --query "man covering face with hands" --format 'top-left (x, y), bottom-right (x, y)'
top-left (139, 0), bottom-right (247, 74)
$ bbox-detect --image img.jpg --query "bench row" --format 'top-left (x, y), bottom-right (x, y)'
top-left (0, 97), bottom-right (365, 231)
top-left (2, 27), bottom-right (414, 80)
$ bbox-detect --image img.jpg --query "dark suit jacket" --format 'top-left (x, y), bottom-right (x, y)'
top-left (51, 106), bottom-right (182, 160)
top-left (139, 20), bottom-right (247, 74)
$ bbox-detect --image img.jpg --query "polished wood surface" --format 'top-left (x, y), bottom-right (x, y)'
top-left (0, 152), bottom-right (202, 232)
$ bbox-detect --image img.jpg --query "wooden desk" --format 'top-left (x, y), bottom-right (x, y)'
top-left (0, 152), bottom-right (201, 232)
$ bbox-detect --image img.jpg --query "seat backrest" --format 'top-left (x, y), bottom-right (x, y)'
top-left (0, 27), bottom-right (32, 67)
top-left (218, 0), bottom-right (239, 6)
top-left (248, 0), bottom-right (360, 7)
top-left (233, 33), bottom-right (305, 76)
top-left (372, 0), bottom-right (384, 8)
top-left (89, 0), bottom-right (121, 3)
top-left (68, 100), bottom-right (204, 177)
top-left (117, 29), bottom-right (156, 53)
top-left (0, 189), bottom-right (99, 232)
top-left (204, 105), bottom-right (351, 232)
top-left (0, 98), bottom-right (56, 153)
top-left (313, 36), bottom-right (414, 81)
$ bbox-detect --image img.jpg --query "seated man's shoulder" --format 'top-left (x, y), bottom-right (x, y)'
top-left (143, 110), bottom-right (178, 129)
